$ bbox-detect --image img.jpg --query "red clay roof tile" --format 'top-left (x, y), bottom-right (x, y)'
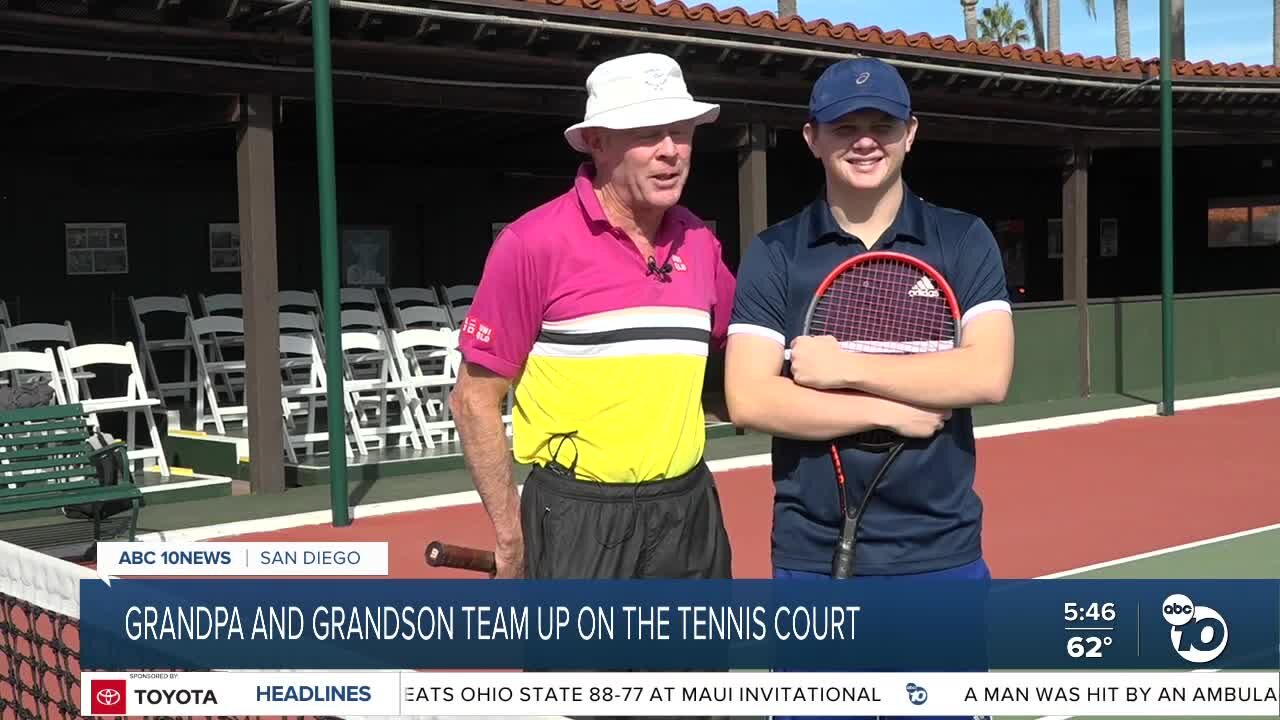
top-left (523, 0), bottom-right (1280, 80)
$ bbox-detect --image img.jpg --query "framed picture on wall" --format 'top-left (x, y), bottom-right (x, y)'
top-left (209, 222), bottom-right (241, 272)
top-left (66, 222), bottom-right (128, 276)
top-left (341, 225), bottom-right (391, 287)
top-left (1047, 218), bottom-right (1063, 259)
top-left (1099, 218), bottom-right (1119, 258)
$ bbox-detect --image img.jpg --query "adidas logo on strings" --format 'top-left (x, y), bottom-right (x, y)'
top-left (908, 277), bottom-right (940, 298)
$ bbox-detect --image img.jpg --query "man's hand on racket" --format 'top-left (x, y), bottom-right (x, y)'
top-left (494, 534), bottom-right (526, 579)
top-left (789, 335), bottom-right (858, 390)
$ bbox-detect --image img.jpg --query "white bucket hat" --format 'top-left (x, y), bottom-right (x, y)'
top-left (564, 53), bottom-right (720, 153)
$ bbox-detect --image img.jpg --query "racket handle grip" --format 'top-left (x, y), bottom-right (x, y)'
top-left (425, 541), bottom-right (497, 575)
top-left (831, 515), bottom-right (858, 580)
top-left (831, 538), bottom-right (855, 580)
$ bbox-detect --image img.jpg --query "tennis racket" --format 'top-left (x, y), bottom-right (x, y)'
top-left (798, 250), bottom-right (960, 580)
top-left (425, 541), bottom-right (497, 576)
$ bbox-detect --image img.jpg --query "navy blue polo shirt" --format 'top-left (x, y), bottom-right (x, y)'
top-left (729, 186), bottom-right (1011, 576)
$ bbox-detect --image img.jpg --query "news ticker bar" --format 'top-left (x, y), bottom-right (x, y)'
top-left (81, 671), bottom-right (1280, 717)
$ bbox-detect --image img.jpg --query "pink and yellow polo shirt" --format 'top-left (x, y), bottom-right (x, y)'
top-left (457, 164), bottom-right (735, 483)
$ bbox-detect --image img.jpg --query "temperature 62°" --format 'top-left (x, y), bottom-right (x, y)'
top-left (1067, 635), bottom-right (1112, 658)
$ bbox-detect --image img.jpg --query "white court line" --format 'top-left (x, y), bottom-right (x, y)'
top-left (1034, 522), bottom-right (1280, 579)
top-left (140, 386), bottom-right (1280, 543)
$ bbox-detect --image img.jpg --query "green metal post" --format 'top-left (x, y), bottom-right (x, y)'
top-left (1159, 0), bottom-right (1175, 416)
top-left (311, 0), bottom-right (349, 525)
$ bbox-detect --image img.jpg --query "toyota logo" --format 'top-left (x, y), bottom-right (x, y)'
top-left (96, 688), bottom-right (121, 706)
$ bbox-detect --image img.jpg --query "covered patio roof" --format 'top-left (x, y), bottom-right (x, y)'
top-left (2, 0), bottom-right (1280, 147)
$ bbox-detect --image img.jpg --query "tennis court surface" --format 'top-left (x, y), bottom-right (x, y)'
top-left (1, 395), bottom-right (1276, 719)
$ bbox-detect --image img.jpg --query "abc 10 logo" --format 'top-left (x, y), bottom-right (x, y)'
top-left (1162, 594), bottom-right (1229, 664)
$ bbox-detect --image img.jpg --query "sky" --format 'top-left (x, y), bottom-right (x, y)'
top-left (714, 0), bottom-right (1277, 67)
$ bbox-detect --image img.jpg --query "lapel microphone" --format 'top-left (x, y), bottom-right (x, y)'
top-left (646, 256), bottom-right (673, 282)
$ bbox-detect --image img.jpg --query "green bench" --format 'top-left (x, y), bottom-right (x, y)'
top-left (0, 402), bottom-right (143, 540)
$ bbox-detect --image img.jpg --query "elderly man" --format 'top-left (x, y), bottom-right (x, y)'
top-left (450, 53), bottom-right (737, 581)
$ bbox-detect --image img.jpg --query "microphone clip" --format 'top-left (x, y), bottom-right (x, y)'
top-left (646, 256), bottom-right (673, 283)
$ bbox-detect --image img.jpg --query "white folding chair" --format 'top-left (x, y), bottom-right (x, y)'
top-left (129, 295), bottom-right (198, 405)
top-left (393, 304), bottom-right (453, 332)
top-left (387, 287), bottom-right (444, 309)
top-left (279, 290), bottom-right (322, 316)
top-left (188, 315), bottom-right (248, 434)
top-left (0, 322), bottom-right (92, 399)
top-left (1, 321), bottom-right (78, 352)
top-left (449, 304), bottom-right (472, 327)
top-left (279, 334), bottom-right (356, 461)
top-left (341, 287), bottom-right (385, 311)
top-left (199, 292), bottom-right (242, 316)
top-left (390, 328), bottom-right (461, 447)
top-left (279, 311), bottom-right (320, 338)
top-left (444, 284), bottom-right (477, 306)
top-left (0, 349), bottom-right (69, 405)
top-left (56, 342), bottom-right (171, 477)
top-left (340, 330), bottom-right (423, 454)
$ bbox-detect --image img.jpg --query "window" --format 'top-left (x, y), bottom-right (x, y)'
top-left (1207, 197), bottom-right (1280, 248)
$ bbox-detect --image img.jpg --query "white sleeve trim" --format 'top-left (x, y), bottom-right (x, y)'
top-left (728, 323), bottom-right (785, 346)
top-left (961, 299), bottom-right (1012, 328)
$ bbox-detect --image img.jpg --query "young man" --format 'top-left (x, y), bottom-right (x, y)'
top-left (451, 53), bottom-right (736, 582)
top-left (726, 51), bottom-right (1014, 625)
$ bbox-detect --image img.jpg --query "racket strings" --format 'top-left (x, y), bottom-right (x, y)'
top-left (809, 261), bottom-right (957, 352)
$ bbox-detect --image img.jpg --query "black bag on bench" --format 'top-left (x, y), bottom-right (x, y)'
top-left (62, 433), bottom-right (138, 521)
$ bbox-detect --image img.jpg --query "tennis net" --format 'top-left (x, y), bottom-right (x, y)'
top-left (0, 537), bottom-right (347, 720)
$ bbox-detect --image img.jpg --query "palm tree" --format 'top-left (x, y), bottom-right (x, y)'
top-left (1114, 0), bottom-right (1130, 57)
top-left (979, 1), bottom-right (1032, 45)
top-left (776, 0), bottom-right (796, 19)
top-left (1025, 0), bottom-right (1046, 48)
top-left (1171, 0), bottom-right (1185, 60)
top-left (1026, 0), bottom-right (1096, 52)
top-left (961, 0), bottom-right (980, 41)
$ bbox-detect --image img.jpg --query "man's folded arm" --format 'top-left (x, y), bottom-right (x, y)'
top-left (817, 310), bottom-right (1014, 408)
top-left (725, 332), bottom-right (940, 442)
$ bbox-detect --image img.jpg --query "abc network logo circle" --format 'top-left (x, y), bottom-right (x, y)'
top-left (905, 683), bottom-right (928, 706)
top-left (1162, 593), bottom-right (1229, 663)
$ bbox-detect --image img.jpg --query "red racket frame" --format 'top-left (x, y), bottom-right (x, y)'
top-left (799, 250), bottom-right (962, 578)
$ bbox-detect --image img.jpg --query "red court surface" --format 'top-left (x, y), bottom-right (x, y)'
top-left (215, 398), bottom-right (1280, 580)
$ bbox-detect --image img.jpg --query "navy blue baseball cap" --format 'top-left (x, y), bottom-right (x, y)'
top-left (809, 57), bottom-right (912, 123)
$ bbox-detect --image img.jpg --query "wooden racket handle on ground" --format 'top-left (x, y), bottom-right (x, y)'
top-left (425, 541), bottom-right (497, 575)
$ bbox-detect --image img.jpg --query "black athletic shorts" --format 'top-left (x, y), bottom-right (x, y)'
top-left (519, 458), bottom-right (732, 580)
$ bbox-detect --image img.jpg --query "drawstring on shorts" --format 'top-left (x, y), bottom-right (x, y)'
top-left (544, 431), bottom-right (642, 551)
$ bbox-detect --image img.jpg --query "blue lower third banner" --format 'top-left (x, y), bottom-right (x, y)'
top-left (79, 579), bottom-right (1279, 672)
